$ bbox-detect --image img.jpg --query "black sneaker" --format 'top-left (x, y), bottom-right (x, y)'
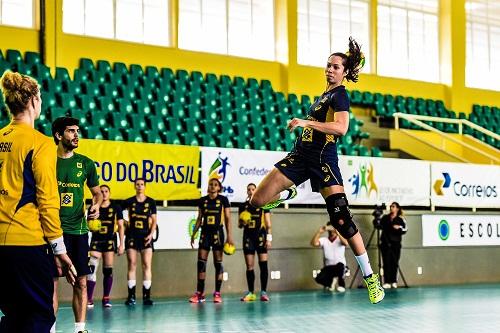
top-left (125, 286), bottom-right (136, 306)
top-left (143, 286), bottom-right (154, 306)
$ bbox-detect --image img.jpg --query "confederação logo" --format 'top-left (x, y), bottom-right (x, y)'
top-left (438, 219), bottom-right (450, 240)
top-left (208, 152), bottom-right (234, 194)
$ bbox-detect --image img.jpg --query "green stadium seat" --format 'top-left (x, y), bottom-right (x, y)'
top-left (176, 69), bottom-right (189, 83)
top-left (75, 95), bottom-right (96, 112)
top-left (80, 58), bottom-right (95, 71)
top-left (80, 125), bottom-right (102, 140)
top-left (370, 147), bottom-right (383, 157)
top-left (233, 76), bottom-right (245, 89)
top-left (260, 79), bottom-right (272, 92)
top-left (361, 91), bottom-right (374, 106)
top-left (49, 107), bottom-right (69, 121)
top-left (6, 50), bottom-right (22, 66)
top-left (57, 93), bottom-right (77, 109)
top-left (113, 62), bottom-right (128, 77)
top-left (129, 64), bottom-right (143, 78)
top-left (205, 73), bottom-right (218, 85)
top-left (121, 128), bottom-right (143, 142)
top-left (350, 90), bottom-right (362, 105)
top-left (101, 127), bottom-right (123, 141)
top-left (31, 64), bottom-right (51, 81)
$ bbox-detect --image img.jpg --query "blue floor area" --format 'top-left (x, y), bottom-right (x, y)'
top-left (31, 285), bottom-right (500, 332)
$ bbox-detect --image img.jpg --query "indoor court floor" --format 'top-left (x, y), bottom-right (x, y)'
top-left (51, 284), bottom-right (500, 333)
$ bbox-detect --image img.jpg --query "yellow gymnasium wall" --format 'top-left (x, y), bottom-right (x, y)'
top-left (0, 0), bottom-right (498, 116)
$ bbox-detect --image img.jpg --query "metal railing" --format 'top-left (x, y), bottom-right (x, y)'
top-left (393, 112), bottom-right (500, 164)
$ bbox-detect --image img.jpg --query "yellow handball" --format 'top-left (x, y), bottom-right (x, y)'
top-left (223, 243), bottom-right (236, 255)
top-left (239, 211), bottom-right (252, 225)
top-left (88, 219), bottom-right (101, 232)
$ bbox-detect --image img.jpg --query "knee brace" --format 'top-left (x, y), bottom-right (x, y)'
top-left (214, 261), bottom-right (224, 275)
top-left (197, 259), bottom-right (207, 274)
top-left (325, 193), bottom-right (358, 239)
top-left (88, 256), bottom-right (99, 282)
top-left (103, 267), bottom-right (113, 277)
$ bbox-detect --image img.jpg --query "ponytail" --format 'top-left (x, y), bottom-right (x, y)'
top-left (331, 37), bottom-right (365, 83)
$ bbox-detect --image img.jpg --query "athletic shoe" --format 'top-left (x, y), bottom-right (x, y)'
top-left (102, 297), bottom-right (112, 308)
top-left (336, 286), bottom-right (346, 293)
top-left (391, 283), bottom-right (398, 289)
top-left (240, 292), bottom-right (257, 302)
top-left (382, 283), bottom-right (391, 289)
top-left (77, 331), bottom-right (88, 333)
top-left (213, 292), bottom-right (223, 303)
top-left (363, 274), bottom-right (385, 304)
top-left (189, 291), bottom-right (205, 303)
top-left (125, 295), bottom-right (136, 306)
top-left (86, 301), bottom-right (94, 309)
top-left (262, 187), bottom-right (298, 210)
top-left (260, 291), bottom-right (270, 302)
top-left (143, 298), bottom-right (154, 306)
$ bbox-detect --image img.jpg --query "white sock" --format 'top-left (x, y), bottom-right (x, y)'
top-left (74, 322), bottom-right (85, 333)
top-left (50, 322), bottom-right (56, 333)
top-left (355, 252), bottom-right (373, 278)
top-left (128, 280), bottom-right (136, 289)
top-left (143, 280), bottom-right (152, 289)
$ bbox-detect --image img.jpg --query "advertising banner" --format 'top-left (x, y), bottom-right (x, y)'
top-left (422, 214), bottom-right (500, 246)
top-left (201, 147), bottom-right (431, 206)
top-left (76, 139), bottom-right (200, 200)
top-left (430, 162), bottom-right (500, 208)
top-left (340, 156), bottom-right (431, 206)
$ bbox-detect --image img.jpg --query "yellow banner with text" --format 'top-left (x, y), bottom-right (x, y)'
top-left (76, 139), bottom-right (200, 200)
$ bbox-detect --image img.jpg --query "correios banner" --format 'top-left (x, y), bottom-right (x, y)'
top-left (76, 139), bottom-right (200, 200)
top-left (200, 147), bottom-right (431, 206)
top-left (422, 214), bottom-right (500, 246)
top-left (430, 162), bottom-right (499, 208)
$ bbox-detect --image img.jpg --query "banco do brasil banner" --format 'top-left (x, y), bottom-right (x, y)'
top-left (76, 139), bottom-right (200, 200)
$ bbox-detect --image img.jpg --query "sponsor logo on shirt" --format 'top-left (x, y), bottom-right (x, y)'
top-left (77, 162), bottom-right (82, 168)
top-left (58, 181), bottom-right (81, 188)
top-left (61, 193), bottom-right (74, 207)
top-left (0, 142), bottom-right (13, 152)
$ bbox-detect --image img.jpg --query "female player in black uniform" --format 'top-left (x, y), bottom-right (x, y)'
top-left (239, 183), bottom-right (272, 302)
top-left (122, 178), bottom-right (157, 306)
top-left (250, 37), bottom-right (384, 304)
top-left (189, 178), bottom-right (234, 303)
top-left (86, 185), bottom-right (124, 308)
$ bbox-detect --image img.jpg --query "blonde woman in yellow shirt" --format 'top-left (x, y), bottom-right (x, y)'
top-left (0, 71), bottom-right (76, 333)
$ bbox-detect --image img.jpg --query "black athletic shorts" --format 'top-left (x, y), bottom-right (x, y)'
top-left (125, 235), bottom-right (154, 252)
top-left (274, 147), bottom-right (343, 192)
top-left (243, 230), bottom-right (268, 255)
top-left (0, 245), bottom-right (55, 332)
top-left (63, 233), bottom-right (91, 277)
top-left (90, 237), bottom-right (116, 253)
top-left (199, 228), bottom-right (225, 251)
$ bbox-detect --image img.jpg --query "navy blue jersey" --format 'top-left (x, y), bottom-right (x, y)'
top-left (296, 85), bottom-right (350, 151)
top-left (92, 202), bottom-right (123, 241)
top-left (198, 195), bottom-right (230, 232)
top-left (238, 201), bottom-right (269, 239)
top-left (122, 196), bottom-right (157, 236)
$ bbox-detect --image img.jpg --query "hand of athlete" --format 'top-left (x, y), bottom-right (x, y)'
top-left (55, 253), bottom-right (77, 285)
top-left (287, 118), bottom-right (308, 132)
top-left (266, 240), bottom-right (272, 249)
top-left (226, 236), bottom-right (234, 246)
top-left (190, 237), bottom-right (195, 249)
top-left (144, 233), bottom-right (153, 246)
top-left (118, 244), bottom-right (125, 256)
top-left (88, 204), bottom-right (100, 219)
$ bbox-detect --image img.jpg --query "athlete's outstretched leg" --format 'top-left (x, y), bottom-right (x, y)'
top-left (250, 168), bottom-right (294, 208)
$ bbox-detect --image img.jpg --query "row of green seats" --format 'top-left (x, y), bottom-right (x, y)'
top-left (0, 49), bottom-right (379, 155)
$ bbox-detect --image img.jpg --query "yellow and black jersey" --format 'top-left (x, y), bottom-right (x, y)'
top-left (239, 200), bottom-right (269, 238)
top-left (122, 196), bottom-right (156, 236)
top-left (198, 194), bottom-right (230, 231)
top-left (92, 202), bottom-right (123, 241)
top-left (296, 85), bottom-right (350, 150)
top-left (0, 122), bottom-right (62, 246)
